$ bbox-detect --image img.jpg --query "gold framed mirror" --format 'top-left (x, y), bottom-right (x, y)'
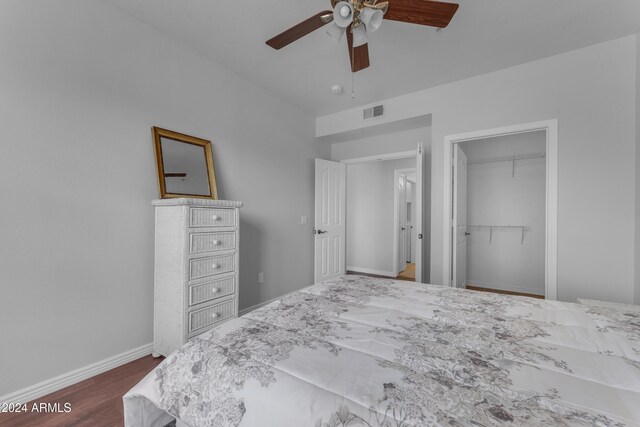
top-left (152, 127), bottom-right (218, 199)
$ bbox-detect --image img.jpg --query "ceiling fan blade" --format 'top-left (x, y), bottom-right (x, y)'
top-left (384, 0), bottom-right (459, 28)
top-left (266, 10), bottom-right (334, 49)
top-left (346, 26), bottom-right (370, 72)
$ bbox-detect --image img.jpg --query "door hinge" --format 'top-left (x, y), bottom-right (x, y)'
top-left (418, 234), bottom-right (423, 239)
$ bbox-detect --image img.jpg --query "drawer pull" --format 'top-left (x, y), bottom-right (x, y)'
top-left (212, 288), bottom-right (220, 294)
top-left (212, 263), bottom-right (220, 269)
top-left (211, 312), bottom-right (219, 319)
top-left (212, 240), bottom-right (221, 245)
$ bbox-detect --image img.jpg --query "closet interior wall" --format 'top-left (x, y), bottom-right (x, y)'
top-left (460, 131), bottom-right (546, 296)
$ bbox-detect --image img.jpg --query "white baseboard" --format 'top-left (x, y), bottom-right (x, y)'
top-left (0, 343), bottom-right (153, 405)
top-left (346, 266), bottom-right (396, 278)
top-left (465, 280), bottom-right (545, 296)
top-left (238, 296), bottom-right (283, 316)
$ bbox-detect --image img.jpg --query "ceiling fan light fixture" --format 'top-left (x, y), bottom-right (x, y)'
top-left (351, 24), bottom-right (367, 47)
top-left (333, 1), bottom-right (354, 28)
top-left (326, 22), bottom-right (345, 42)
top-left (360, 8), bottom-right (383, 32)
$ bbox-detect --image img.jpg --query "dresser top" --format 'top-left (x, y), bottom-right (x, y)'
top-left (152, 198), bottom-right (243, 208)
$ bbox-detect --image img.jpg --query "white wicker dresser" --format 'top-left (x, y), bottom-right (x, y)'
top-left (151, 198), bottom-right (242, 357)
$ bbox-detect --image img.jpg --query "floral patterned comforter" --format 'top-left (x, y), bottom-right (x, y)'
top-left (124, 276), bottom-right (640, 426)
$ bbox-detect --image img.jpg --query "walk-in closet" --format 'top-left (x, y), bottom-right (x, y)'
top-left (456, 130), bottom-right (546, 297)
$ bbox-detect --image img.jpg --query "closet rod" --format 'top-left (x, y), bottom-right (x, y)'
top-left (467, 153), bottom-right (546, 165)
top-left (467, 153), bottom-right (545, 178)
top-left (467, 225), bottom-right (527, 244)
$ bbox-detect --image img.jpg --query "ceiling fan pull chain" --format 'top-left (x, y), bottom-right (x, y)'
top-left (351, 38), bottom-right (356, 98)
top-left (351, 72), bottom-right (355, 98)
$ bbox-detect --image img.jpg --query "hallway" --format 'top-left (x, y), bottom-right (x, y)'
top-left (397, 263), bottom-right (415, 280)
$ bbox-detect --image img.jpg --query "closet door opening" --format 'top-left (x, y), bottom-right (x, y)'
top-left (454, 130), bottom-right (547, 298)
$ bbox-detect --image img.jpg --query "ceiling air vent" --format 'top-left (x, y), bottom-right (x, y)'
top-left (363, 105), bottom-right (384, 119)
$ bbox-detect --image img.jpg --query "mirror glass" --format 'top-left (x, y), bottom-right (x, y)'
top-left (152, 127), bottom-right (218, 199)
top-left (161, 137), bottom-right (210, 196)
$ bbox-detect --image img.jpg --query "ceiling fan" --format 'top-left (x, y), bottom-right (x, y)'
top-left (266, 0), bottom-right (459, 73)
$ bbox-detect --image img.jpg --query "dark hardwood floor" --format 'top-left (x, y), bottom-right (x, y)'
top-left (0, 355), bottom-right (163, 427)
top-left (465, 285), bottom-right (544, 299)
top-left (347, 271), bottom-right (544, 299)
top-left (346, 270), bottom-right (415, 282)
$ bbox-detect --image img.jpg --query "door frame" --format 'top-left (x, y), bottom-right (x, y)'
top-left (452, 145), bottom-right (467, 289)
top-left (393, 168), bottom-right (416, 276)
top-left (340, 150), bottom-right (417, 164)
top-left (442, 119), bottom-right (558, 299)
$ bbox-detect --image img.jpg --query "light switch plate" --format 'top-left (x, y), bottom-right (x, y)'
top-left (301, 215), bottom-right (308, 225)
top-left (258, 272), bottom-right (264, 284)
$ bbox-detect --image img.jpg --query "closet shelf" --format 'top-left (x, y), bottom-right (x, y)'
top-left (467, 225), bottom-right (528, 244)
top-left (467, 153), bottom-right (545, 177)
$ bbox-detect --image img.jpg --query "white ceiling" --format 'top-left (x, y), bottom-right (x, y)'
top-left (104, 0), bottom-right (640, 116)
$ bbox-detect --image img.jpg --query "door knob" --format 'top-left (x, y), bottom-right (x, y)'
top-left (464, 232), bottom-right (471, 236)
top-left (315, 229), bottom-right (328, 234)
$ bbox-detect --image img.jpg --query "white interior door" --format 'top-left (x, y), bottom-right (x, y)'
top-left (415, 142), bottom-right (424, 283)
top-left (452, 145), bottom-right (467, 288)
top-left (396, 174), bottom-right (407, 274)
top-left (314, 159), bottom-right (346, 283)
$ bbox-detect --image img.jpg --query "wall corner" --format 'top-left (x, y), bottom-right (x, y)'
top-left (635, 32), bottom-right (640, 304)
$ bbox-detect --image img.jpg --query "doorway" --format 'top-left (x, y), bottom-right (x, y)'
top-left (394, 168), bottom-right (417, 280)
top-left (337, 143), bottom-right (429, 283)
top-left (457, 132), bottom-right (546, 297)
top-left (443, 120), bottom-right (558, 299)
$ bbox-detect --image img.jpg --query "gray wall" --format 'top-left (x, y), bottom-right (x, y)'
top-left (636, 33), bottom-right (640, 305)
top-left (0, 0), bottom-right (329, 397)
top-left (460, 132), bottom-right (546, 295)
top-left (346, 158), bottom-right (415, 275)
top-left (318, 36), bottom-right (637, 304)
top-left (331, 127), bottom-right (430, 161)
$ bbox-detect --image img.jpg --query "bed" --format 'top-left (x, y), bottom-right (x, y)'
top-left (124, 275), bottom-right (640, 426)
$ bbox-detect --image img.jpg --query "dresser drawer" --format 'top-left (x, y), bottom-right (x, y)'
top-left (190, 232), bottom-right (236, 254)
top-left (189, 277), bottom-right (235, 306)
top-left (188, 298), bottom-right (236, 334)
top-left (190, 208), bottom-right (236, 228)
top-left (189, 254), bottom-right (235, 280)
